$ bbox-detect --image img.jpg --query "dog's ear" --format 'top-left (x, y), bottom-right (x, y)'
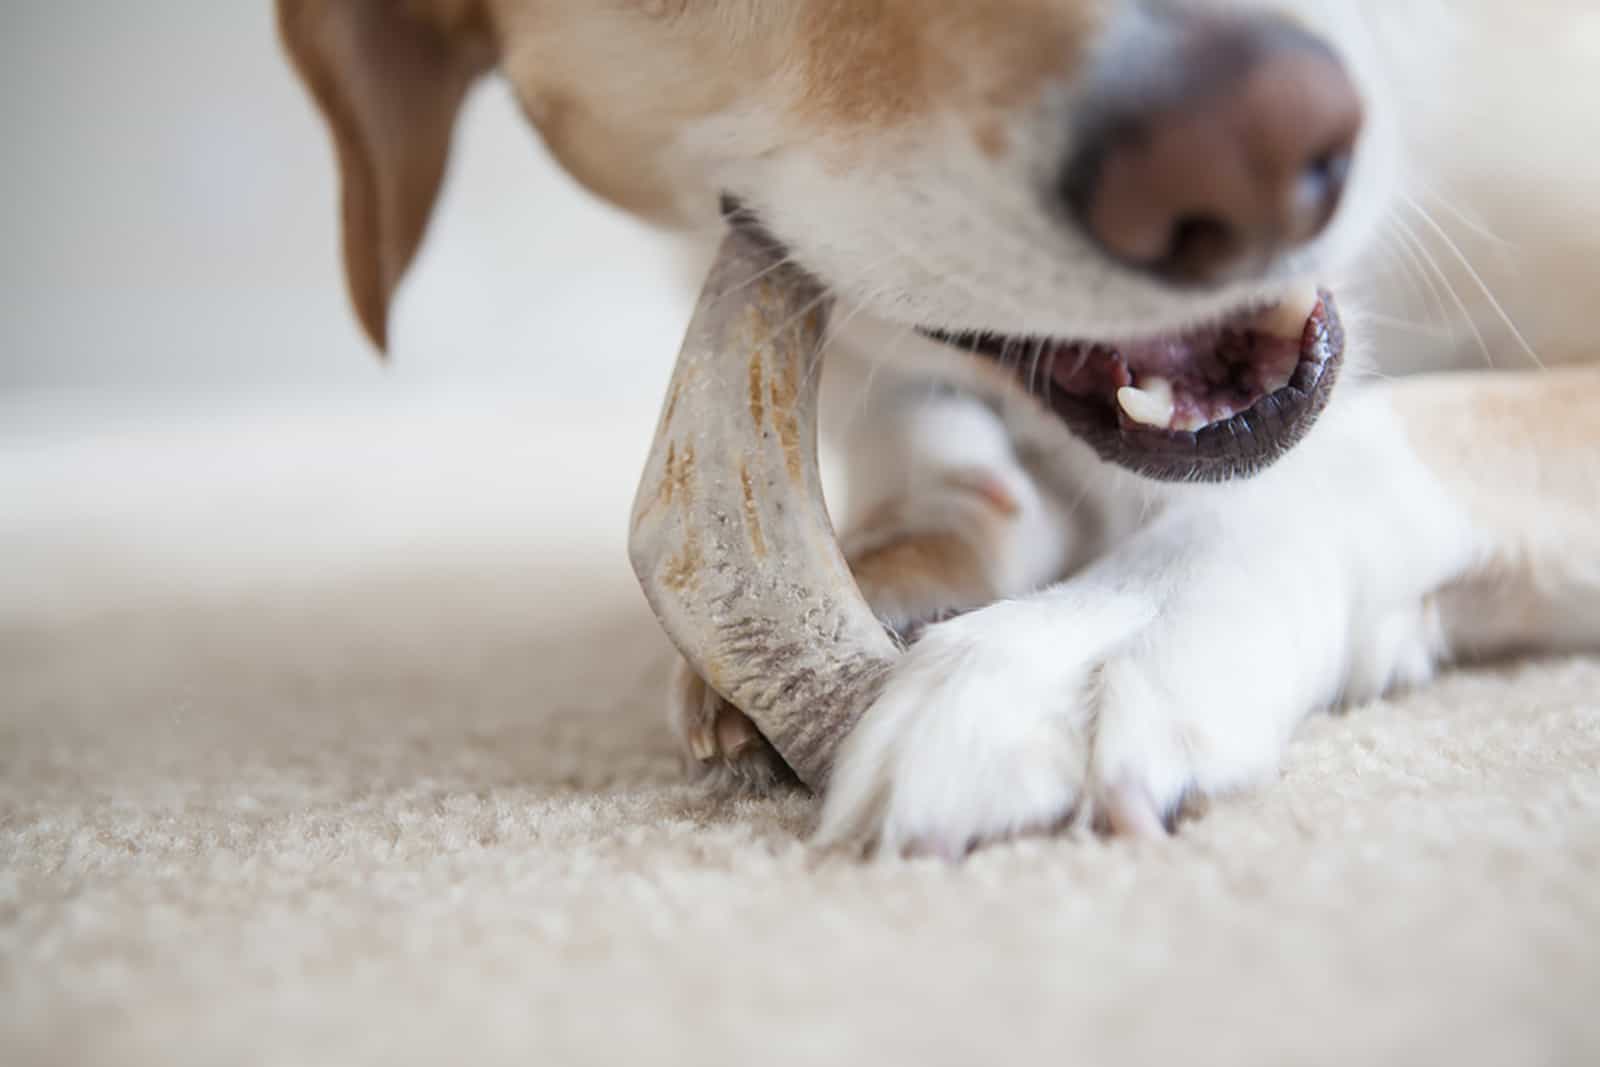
top-left (277, 0), bottom-right (493, 353)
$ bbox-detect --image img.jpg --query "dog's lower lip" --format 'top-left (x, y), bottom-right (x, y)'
top-left (922, 291), bottom-right (1346, 482)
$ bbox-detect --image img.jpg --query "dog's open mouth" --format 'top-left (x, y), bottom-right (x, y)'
top-left (925, 288), bottom-right (1345, 481)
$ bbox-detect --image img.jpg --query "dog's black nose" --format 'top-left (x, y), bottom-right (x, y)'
top-left (1064, 15), bottom-right (1364, 285)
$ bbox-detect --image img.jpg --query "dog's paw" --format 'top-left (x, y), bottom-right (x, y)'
top-left (668, 658), bottom-right (796, 792)
top-left (1084, 612), bottom-right (1319, 832)
top-left (816, 593), bottom-right (1154, 856)
top-left (817, 540), bottom-right (1337, 855)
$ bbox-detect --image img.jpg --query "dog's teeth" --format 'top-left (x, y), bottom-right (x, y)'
top-left (1255, 284), bottom-right (1321, 340)
top-left (1117, 377), bottom-right (1176, 429)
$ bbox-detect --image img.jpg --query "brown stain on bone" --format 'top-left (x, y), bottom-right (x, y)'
top-left (658, 440), bottom-right (703, 587)
top-left (770, 378), bottom-right (804, 486)
top-left (668, 441), bottom-right (696, 503)
top-left (660, 532), bottom-right (704, 594)
top-left (740, 462), bottom-right (768, 559)
top-left (761, 316), bottom-right (807, 485)
top-left (743, 285), bottom-right (812, 486)
top-left (633, 438), bottom-right (696, 532)
top-left (661, 380), bottom-right (682, 432)
top-left (748, 351), bottom-right (766, 430)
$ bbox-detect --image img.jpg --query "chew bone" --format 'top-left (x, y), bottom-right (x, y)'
top-left (629, 228), bottom-right (899, 790)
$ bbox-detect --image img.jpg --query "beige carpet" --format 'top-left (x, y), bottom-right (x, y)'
top-left (3, 392), bottom-right (1598, 1067)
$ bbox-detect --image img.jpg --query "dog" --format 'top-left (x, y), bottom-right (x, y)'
top-left (279, 0), bottom-right (1599, 856)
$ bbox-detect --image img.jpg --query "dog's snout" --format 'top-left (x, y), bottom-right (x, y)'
top-left (1065, 17), bottom-right (1364, 285)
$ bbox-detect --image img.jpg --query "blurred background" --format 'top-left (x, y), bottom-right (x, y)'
top-left (2, 2), bottom-right (704, 393)
top-left (2, 2), bottom-right (715, 614)
top-left (5, 9), bottom-right (1599, 1066)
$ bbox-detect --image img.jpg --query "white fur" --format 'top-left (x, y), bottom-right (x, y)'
top-left (818, 385), bottom-right (1493, 854)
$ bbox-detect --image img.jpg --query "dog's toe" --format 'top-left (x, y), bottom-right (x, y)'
top-left (669, 659), bottom-right (797, 792)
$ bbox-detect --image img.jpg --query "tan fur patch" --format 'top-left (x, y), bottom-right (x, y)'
top-left (490, 1), bottom-right (785, 224)
top-left (850, 530), bottom-right (994, 612)
top-left (406, 0), bottom-right (488, 34)
top-left (843, 468), bottom-right (1027, 633)
top-left (1397, 367), bottom-right (1600, 658)
top-left (1398, 368), bottom-right (1600, 528)
top-left (794, 0), bottom-right (1103, 129)
top-left (517, 91), bottom-right (681, 220)
top-left (477, 1), bottom-right (1110, 226)
top-left (973, 118), bottom-right (1011, 160)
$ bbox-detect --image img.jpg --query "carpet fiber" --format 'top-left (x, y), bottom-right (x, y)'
top-left (3, 394), bottom-right (1598, 1066)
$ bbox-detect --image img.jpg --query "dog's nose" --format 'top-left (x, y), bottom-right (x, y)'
top-left (1066, 17), bottom-right (1364, 285)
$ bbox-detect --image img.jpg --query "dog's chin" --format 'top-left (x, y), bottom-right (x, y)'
top-left (919, 286), bottom-right (1346, 482)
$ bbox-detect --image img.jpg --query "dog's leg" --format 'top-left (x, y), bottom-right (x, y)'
top-left (669, 388), bottom-right (1074, 790)
top-left (1390, 367), bottom-right (1600, 657)
top-left (818, 368), bottom-right (1598, 855)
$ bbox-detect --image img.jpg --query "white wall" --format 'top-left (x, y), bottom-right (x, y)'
top-left (0, 2), bottom-right (707, 396)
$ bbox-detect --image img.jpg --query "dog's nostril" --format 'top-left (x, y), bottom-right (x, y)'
top-left (1289, 148), bottom-right (1355, 242)
top-left (1166, 215), bottom-right (1240, 283)
top-left (1308, 150), bottom-right (1353, 190)
top-left (1066, 14), bottom-right (1364, 286)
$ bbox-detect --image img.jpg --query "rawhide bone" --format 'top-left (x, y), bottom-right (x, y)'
top-left (629, 226), bottom-right (899, 790)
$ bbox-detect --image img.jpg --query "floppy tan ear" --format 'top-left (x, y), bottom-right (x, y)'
top-left (277, 0), bottom-right (494, 353)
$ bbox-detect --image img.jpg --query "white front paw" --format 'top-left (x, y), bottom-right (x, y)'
top-left (817, 520), bottom-right (1351, 855)
top-left (817, 594), bottom-right (1151, 857)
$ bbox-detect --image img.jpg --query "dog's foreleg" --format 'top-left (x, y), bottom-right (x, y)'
top-left (1389, 366), bottom-right (1600, 662)
top-left (818, 368), bottom-right (1598, 855)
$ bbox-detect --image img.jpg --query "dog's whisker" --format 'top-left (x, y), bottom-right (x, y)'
top-left (1381, 216), bottom-right (1452, 332)
top-left (1413, 178), bottom-right (1512, 249)
top-left (702, 250), bottom-right (810, 314)
top-left (1025, 336), bottom-right (1047, 400)
top-left (823, 293), bottom-right (915, 435)
top-left (1389, 212), bottom-right (1496, 370)
top-left (1357, 312), bottom-right (1453, 339)
top-left (1401, 193), bottom-right (1545, 371)
top-left (754, 247), bottom-right (910, 377)
top-left (1367, 231), bottom-right (1439, 326)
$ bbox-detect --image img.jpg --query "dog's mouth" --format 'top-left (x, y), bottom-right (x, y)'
top-left (923, 288), bottom-right (1345, 481)
top-left (717, 199), bottom-right (1344, 482)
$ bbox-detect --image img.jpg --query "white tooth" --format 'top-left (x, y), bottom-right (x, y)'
top-left (1256, 284), bottom-right (1322, 340)
top-left (1117, 377), bottom-right (1176, 429)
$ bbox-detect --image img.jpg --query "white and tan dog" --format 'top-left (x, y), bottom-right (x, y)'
top-left (281, 0), bottom-right (1599, 855)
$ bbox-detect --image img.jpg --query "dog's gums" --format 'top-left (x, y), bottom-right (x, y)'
top-left (926, 289), bottom-right (1345, 481)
